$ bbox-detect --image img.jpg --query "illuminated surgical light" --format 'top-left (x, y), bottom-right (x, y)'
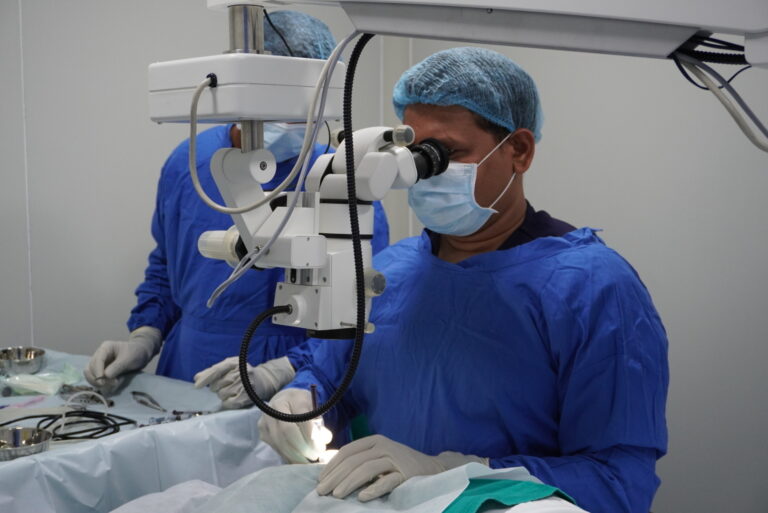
top-left (311, 417), bottom-right (336, 464)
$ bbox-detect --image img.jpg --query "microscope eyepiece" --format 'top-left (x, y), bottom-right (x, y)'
top-left (409, 138), bottom-right (449, 180)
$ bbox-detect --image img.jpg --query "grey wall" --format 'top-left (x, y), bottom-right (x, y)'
top-left (5, 0), bottom-right (223, 356)
top-left (0, 1), bottom-right (32, 349)
top-left (3, 1), bottom-right (768, 512)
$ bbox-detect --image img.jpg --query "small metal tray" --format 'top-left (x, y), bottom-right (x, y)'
top-left (0, 347), bottom-right (46, 376)
top-left (0, 427), bottom-right (53, 461)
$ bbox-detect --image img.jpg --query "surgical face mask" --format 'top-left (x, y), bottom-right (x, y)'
top-left (263, 122), bottom-right (306, 163)
top-left (408, 133), bottom-right (515, 236)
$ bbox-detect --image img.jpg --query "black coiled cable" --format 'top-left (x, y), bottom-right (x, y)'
top-left (239, 33), bottom-right (376, 423)
top-left (0, 411), bottom-right (136, 440)
top-left (676, 49), bottom-right (748, 65)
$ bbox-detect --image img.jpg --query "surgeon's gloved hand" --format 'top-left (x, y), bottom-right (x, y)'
top-left (257, 387), bottom-right (324, 463)
top-left (193, 356), bottom-right (295, 409)
top-left (317, 434), bottom-right (488, 502)
top-left (83, 326), bottom-right (162, 395)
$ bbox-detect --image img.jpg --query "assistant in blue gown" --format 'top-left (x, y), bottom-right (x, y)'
top-left (291, 208), bottom-right (668, 513)
top-left (127, 124), bottom-right (390, 382)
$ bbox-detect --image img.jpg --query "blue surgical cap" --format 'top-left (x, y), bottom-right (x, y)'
top-left (393, 47), bottom-right (543, 141)
top-left (265, 11), bottom-right (336, 60)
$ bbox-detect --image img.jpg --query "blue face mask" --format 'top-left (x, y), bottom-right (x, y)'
top-left (263, 122), bottom-right (307, 163)
top-left (408, 133), bottom-right (514, 236)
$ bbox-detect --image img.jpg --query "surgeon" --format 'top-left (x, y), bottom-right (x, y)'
top-left (83, 11), bottom-right (390, 408)
top-left (258, 47), bottom-right (668, 513)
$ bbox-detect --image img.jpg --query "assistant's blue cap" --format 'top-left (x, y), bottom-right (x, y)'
top-left (265, 10), bottom-right (335, 60)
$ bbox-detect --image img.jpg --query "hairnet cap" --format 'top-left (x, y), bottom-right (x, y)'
top-left (265, 10), bottom-right (336, 60)
top-left (393, 47), bottom-right (544, 141)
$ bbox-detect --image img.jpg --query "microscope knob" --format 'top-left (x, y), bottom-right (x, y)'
top-left (364, 269), bottom-right (386, 297)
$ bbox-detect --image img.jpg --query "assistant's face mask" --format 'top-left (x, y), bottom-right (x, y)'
top-left (408, 133), bottom-right (515, 236)
top-left (263, 122), bottom-right (307, 163)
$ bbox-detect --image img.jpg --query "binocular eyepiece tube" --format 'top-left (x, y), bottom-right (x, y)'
top-left (409, 138), bottom-right (450, 180)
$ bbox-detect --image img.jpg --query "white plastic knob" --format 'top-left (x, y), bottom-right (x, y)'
top-left (364, 268), bottom-right (386, 297)
top-left (198, 226), bottom-right (240, 267)
top-left (392, 125), bottom-right (415, 147)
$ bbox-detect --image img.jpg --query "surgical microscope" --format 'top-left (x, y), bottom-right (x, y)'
top-left (147, 1), bottom-right (768, 426)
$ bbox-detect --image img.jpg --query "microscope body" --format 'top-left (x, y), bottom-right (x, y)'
top-left (199, 126), bottom-right (419, 338)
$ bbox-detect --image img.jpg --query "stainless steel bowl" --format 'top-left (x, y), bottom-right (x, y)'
top-left (0, 347), bottom-right (46, 375)
top-left (0, 427), bottom-right (53, 461)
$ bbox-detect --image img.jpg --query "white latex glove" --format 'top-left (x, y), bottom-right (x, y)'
top-left (257, 387), bottom-right (325, 463)
top-left (193, 355), bottom-right (295, 409)
top-left (317, 434), bottom-right (488, 502)
top-left (83, 326), bottom-right (161, 395)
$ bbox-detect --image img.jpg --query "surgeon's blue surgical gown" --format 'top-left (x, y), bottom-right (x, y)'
top-left (292, 226), bottom-right (668, 513)
top-left (127, 125), bottom-right (389, 382)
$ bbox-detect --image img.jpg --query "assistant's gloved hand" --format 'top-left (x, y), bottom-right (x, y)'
top-left (193, 355), bottom-right (295, 409)
top-left (317, 434), bottom-right (488, 502)
top-left (83, 326), bottom-right (162, 395)
top-left (257, 387), bottom-right (324, 463)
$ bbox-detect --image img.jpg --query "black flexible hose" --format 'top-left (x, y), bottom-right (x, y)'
top-left (238, 305), bottom-right (301, 421)
top-left (239, 33), bottom-right (375, 423)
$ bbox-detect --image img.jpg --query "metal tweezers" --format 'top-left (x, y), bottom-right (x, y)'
top-left (131, 391), bottom-right (166, 412)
